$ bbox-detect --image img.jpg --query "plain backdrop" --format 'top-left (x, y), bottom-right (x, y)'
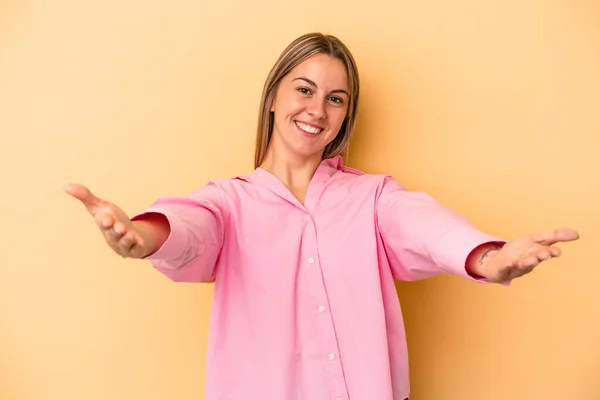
top-left (1, 0), bottom-right (598, 399)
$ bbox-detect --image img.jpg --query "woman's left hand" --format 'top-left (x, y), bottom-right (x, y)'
top-left (471, 228), bottom-right (580, 283)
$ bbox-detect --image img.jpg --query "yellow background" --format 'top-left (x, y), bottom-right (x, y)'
top-left (1, 1), bottom-right (598, 399)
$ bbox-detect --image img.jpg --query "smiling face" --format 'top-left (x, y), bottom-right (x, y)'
top-left (268, 53), bottom-right (350, 163)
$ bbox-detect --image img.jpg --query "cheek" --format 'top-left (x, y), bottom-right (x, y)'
top-left (329, 108), bottom-right (347, 128)
top-left (274, 93), bottom-right (302, 114)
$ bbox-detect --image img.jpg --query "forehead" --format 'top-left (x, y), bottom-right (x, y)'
top-left (287, 53), bottom-right (349, 91)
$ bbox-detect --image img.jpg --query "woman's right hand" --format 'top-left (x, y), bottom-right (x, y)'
top-left (65, 184), bottom-right (151, 258)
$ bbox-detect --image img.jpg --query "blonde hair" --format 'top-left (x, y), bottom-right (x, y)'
top-left (254, 32), bottom-right (360, 169)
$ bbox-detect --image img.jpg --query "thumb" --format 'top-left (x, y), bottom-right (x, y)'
top-left (531, 228), bottom-right (580, 246)
top-left (64, 183), bottom-right (103, 214)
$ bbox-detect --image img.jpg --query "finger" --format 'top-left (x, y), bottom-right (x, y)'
top-left (103, 220), bottom-right (128, 244)
top-left (505, 259), bottom-right (538, 280)
top-left (118, 232), bottom-right (146, 258)
top-left (515, 265), bottom-right (535, 279)
top-left (65, 184), bottom-right (103, 214)
top-left (534, 248), bottom-right (553, 261)
top-left (112, 221), bottom-right (127, 235)
top-left (515, 248), bottom-right (556, 273)
top-left (95, 210), bottom-right (116, 230)
top-left (517, 255), bottom-right (539, 269)
top-left (531, 228), bottom-right (580, 246)
top-left (117, 231), bottom-right (137, 254)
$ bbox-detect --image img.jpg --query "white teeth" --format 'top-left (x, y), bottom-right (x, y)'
top-left (295, 121), bottom-right (322, 134)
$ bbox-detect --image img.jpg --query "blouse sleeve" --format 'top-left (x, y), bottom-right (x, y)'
top-left (376, 176), bottom-right (505, 282)
top-left (131, 182), bottom-right (227, 283)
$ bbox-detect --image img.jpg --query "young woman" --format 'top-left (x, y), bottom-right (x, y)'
top-left (65, 32), bottom-right (579, 400)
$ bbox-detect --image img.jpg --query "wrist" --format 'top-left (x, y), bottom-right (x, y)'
top-left (131, 213), bottom-right (170, 258)
top-left (465, 241), bottom-right (505, 279)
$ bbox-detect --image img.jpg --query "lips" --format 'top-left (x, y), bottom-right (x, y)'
top-left (295, 121), bottom-right (323, 135)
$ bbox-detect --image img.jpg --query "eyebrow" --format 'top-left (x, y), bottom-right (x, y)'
top-left (292, 77), bottom-right (349, 97)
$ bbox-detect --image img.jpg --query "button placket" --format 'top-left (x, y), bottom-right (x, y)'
top-left (302, 209), bottom-right (349, 400)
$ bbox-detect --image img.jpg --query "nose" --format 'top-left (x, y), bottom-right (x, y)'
top-left (307, 97), bottom-right (326, 120)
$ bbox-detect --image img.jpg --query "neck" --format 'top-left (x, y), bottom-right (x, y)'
top-left (259, 145), bottom-right (323, 196)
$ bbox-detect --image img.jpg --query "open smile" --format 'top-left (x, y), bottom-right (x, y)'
top-left (295, 121), bottom-right (323, 135)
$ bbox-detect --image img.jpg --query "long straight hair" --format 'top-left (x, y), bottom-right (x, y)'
top-left (254, 32), bottom-right (360, 169)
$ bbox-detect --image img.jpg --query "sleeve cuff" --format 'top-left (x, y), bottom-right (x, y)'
top-left (433, 223), bottom-right (510, 285)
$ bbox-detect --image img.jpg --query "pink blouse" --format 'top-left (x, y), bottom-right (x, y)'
top-left (133, 156), bottom-right (503, 400)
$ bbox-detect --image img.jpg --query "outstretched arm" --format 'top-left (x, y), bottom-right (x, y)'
top-left (65, 183), bottom-right (170, 259)
top-left (465, 228), bottom-right (579, 283)
top-left (376, 176), bottom-right (505, 282)
top-left (66, 182), bottom-right (227, 283)
top-left (376, 176), bottom-right (580, 284)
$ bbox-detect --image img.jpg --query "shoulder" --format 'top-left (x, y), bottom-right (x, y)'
top-left (194, 170), bottom-right (269, 202)
top-left (331, 164), bottom-right (415, 212)
top-left (333, 162), bottom-right (400, 190)
top-left (191, 176), bottom-right (249, 200)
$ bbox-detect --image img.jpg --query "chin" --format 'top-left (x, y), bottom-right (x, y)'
top-left (288, 129), bottom-right (330, 156)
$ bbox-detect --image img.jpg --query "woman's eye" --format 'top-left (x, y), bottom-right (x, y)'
top-left (296, 87), bottom-right (344, 105)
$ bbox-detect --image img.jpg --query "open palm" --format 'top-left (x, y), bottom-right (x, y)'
top-left (65, 183), bottom-right (149, 258)
top-left (483, 228), bottom-right (580, 283)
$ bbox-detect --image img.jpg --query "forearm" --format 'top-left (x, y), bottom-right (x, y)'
top-left (129, 198), bottom-right (225, 282)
